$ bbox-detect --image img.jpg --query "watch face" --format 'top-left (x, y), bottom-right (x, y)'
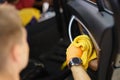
top-left (72, 57), bottom-right (81, 64)
top-left (69, 57), bottom-right (82, 68)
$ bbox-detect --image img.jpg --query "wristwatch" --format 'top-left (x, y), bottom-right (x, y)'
top-left (69, 57), bottom-right (82, 68)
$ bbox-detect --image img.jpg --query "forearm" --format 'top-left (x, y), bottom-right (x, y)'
top-left (71, 66), bottom-right (91, 80)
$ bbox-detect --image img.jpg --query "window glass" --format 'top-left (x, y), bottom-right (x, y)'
top-left (89, 0), bottom-right (112, 11)
top-left (103, 0), bottom-right (112, 11)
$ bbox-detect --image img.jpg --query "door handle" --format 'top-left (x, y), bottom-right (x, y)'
top-left (68, 15), bottom-right (101, 56)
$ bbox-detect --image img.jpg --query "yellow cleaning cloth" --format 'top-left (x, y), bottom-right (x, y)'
top-left (19, 8), bottom-right (41, 27)
top-left (61, 35), bottom-right (97, 70)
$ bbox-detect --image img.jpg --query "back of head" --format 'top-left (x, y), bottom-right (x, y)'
top-left (0, 4), bottom-right (23, 69)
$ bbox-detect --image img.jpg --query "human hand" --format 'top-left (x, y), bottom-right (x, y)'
top-left (66, 43), bottom-right (83, 65)
top-left (66, 35), bottom-right (97, 70)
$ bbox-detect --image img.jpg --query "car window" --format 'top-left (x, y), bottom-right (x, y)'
top-left (103, 0), bottom-right (112, 11)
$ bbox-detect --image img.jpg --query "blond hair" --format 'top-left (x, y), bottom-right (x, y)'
top-left (0, 5), bottom-right (23, 68)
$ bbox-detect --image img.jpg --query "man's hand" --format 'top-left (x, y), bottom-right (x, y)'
top-left (66, 35), bottom-right (97, 70)
top-left (66, 43), bottom-right (82, 65)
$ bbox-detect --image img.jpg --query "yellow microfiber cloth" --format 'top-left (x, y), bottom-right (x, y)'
top-left (61, 35), bottom-right (97, 70)
top-left (19, 8), bottom-right (41, 27)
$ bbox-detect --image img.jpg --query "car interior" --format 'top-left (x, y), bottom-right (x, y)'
top-left (18, 0), bottom-right (120, 80)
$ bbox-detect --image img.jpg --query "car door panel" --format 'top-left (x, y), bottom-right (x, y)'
top-left (67, 0), bottom-right (114, 80)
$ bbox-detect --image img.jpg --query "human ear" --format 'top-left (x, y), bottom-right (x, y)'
top-left (10, 44), bottom-right (21, 63)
